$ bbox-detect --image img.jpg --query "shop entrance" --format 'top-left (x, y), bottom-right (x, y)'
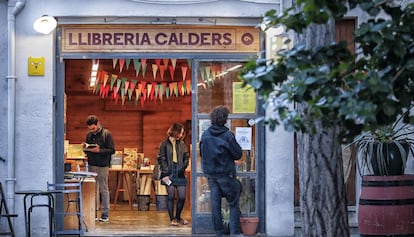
top-left (63, 58), bottom-right (192, 235)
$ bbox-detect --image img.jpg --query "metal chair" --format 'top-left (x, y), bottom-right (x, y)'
top-left (47, 182), bottom-right (84, 237)
top-left (0, 182), bottom-right (17, 237)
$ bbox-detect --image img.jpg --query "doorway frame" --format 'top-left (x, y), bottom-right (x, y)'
top-left (54, 27), bottom-right (265, 235)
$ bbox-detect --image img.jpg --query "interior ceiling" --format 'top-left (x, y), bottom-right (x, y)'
top-left (65, 59), bottom-right (190, 94)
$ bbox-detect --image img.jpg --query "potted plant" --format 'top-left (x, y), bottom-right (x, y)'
top-left (239, 178), bottom-right (259, 236)
top-left (221, 206), bottom-right (230, 235)
top-left (347, 111), bottom-right (414, 236)
top-left (349, 112), bottom-right (414, 176)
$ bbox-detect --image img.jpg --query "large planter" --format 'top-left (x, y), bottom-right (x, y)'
top-left (358, 175), bottom-right (414, 236)
top-left (371, 142), bottom-right (408, 175)
top-left (240, 216), bottom-right (259, 236)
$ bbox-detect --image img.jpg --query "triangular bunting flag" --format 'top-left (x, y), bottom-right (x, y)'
top-left (125, 59), bottom-right (131, 70)
top-left (178, 81), bottom-right (184, 96)
top-left (181, 66), bottom-right (188, 81)
top-left (174, 82), bottom-right (179, 97)
top-left (133, 59), bottom-right (141, 77)
top-left (141, 59), bottom-right (147, 77)
top-left (168, 83), bottom-right (175, 98)
top-left (141, 81), bottom-right (147, 101)
top-left (163, 59), bottom-right (169, 68)
top-left (147, 84), bottom-right (153, 100)
top-left (171, 59), bottom-right (177, 70)
top-left (124, 80), bottom-right (130, 93)
top-left (205, 66), bottom-right (212, 82)
top-left (160, 65), bottom-right (165, 80)
top-left (119, 58), bottom-right (125, 72)
top-left (182, 81), bottom-right (187, 95)
top-left (155, 84), bottom-right (159, 98)
top-left (199, 67), bottom-right (206, 82)
top-left (113, 58), bottom-right (118, 68)
top-left (186, 80), bottom-right (191, 94)
top-left (110, 74), bottom-right (117, 91)
top-left (116, 79), bottom-right (122, 94)
top-left (120, 78), bottom-right (127, 89)
top-left (151, 82), bottom-right (157, 100)
top-left (103, 73), bottom-right (109, 87)
top-left (166, 86), bottom-right (170, 99)
top-left (121, 88), bottom-right (126, 105)
top-left (129, 80), bottom-right (137, 100)
top-left (169, 65), bottom-right (175, 80)
top-left (152, 64), bottom-right (158, 80)
top-left (155, 59), bottom-right (161, 69)
top-left (105, 85), bottom-right (110, 98)
top-left (187, 59), bottom-right (191, 68)
top-left (135, 88), bottom-right (141, 103)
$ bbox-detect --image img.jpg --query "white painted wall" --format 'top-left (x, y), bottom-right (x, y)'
top-left (2, 0), bottom-right (285, 236)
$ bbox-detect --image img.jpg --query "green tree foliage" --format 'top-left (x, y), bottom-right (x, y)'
top-left (241, 0), bottom-right (414, 144)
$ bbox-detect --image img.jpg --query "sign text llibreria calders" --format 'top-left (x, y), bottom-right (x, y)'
top-left (61, 25), bottom-right (260, 53)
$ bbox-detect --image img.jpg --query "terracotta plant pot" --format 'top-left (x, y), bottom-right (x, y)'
top-left (240, 216), bottom-right (259, 236)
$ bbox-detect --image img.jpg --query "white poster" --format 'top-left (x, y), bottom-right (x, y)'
top-left (235, 127), bottom-right (252, 150)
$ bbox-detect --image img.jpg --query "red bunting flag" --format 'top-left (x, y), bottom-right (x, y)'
top-left (160, 65), bottom-right (165, 80)
top-left (169, 65), bottom-right (175, 80)
top-left (119, 59), bottom-right (125, 72)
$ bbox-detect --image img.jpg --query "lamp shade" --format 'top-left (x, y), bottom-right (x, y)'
top-left (33, 15), bottom-right (57, 34)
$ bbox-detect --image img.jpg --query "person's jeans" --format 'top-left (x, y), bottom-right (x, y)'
top-left (208, 175), bottom-right (241, 236)
top-left (89, 165), bottom-right (110, 216)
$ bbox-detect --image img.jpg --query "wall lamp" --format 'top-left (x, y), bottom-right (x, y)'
top-left (33, 15), bottom-right (57, 34)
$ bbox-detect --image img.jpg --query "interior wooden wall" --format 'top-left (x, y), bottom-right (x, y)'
top-left (65, 59), bottom-right (192, 164)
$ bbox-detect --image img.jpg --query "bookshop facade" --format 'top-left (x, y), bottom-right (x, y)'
top-left (0, 1), bottom-right (295, 236)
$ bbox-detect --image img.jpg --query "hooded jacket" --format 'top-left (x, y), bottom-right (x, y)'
top-left (200, 124), bottom-right (242, 177)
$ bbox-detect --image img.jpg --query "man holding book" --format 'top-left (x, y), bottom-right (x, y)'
top-left (83, 115), bottom-right (115, 222)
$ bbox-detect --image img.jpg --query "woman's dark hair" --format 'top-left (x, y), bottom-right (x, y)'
top-left (210, 106), bottom-right (229, 126)
top-left (86, 115), bottom-right (99, 126)
top-left (167, 122), bottom-right (184, 138)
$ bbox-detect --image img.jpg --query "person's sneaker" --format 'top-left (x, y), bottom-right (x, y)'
top-left (179, 218), bottom-right (188, 225)
top-left (170, 219), bottom-right (179, 226)
top-left (99, 214), bottom-right (109, 222)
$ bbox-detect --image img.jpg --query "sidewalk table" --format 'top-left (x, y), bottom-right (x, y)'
top-left (15, 189), bottom-right (62, 237)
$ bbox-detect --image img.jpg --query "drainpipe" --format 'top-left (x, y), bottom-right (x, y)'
top-left (6, 0), bottom-right (25, 213)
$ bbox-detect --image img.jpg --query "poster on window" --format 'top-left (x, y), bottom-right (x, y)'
top-left (235, 127), bottom-right (252, 150)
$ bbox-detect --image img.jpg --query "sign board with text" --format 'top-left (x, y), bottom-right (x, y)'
top-left (61, 25), bottom-right (260, 53)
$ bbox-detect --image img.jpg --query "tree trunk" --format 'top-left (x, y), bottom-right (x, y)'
top-left (296, 22), bottom-right (350, 236)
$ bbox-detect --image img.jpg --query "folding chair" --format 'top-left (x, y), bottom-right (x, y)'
top-left (47, 182), bottom-right (84, 237)
top-left (0, 182), bottom-right (17, 237)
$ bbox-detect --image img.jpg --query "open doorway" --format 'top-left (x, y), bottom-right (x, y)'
top-left (64, 58), bottom-right (192, 235)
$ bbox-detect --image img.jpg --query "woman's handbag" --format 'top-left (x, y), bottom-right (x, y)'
top-left (153, 164), bottom-right (161, 180)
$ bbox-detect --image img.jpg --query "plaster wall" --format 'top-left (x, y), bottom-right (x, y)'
top-left (1, 0), bottom-right (282, 236)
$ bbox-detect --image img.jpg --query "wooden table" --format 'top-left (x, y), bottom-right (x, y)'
top-left (63, 178), bottom-right (96, 232)
top-left (109, 168), bottom-right (138, 210)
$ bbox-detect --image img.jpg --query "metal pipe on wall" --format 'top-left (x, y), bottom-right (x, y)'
top-left (6, 0), bottom-right (25, 213)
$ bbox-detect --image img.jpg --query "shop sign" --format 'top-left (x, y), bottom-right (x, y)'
top-left (61, 25), bottom-right (260, 53)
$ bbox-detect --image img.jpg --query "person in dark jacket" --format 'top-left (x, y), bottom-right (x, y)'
top-left (200, 106), bottom-right (243, 237)
top-left (157, 122), bottom-right (190, 226)
top-left (83, 115), bottom-right (115, 222)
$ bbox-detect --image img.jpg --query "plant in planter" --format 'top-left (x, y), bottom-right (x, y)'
top-left (349, 112), bottom-right (414, 176)
top-left (221, 206), bottom-right (230, 235)
top-left (346, 111), bottom-right (414, 235)
top-left (239, 178), bottom-right (259, 236)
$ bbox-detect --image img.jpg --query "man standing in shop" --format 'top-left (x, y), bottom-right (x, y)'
top-left (83, 115), bottom-right (115, 222)
top-left (200, 106), bottom-right (243, 237)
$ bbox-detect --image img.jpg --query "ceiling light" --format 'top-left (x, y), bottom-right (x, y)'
top-left (33, 15), bottom-right (57, 34)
